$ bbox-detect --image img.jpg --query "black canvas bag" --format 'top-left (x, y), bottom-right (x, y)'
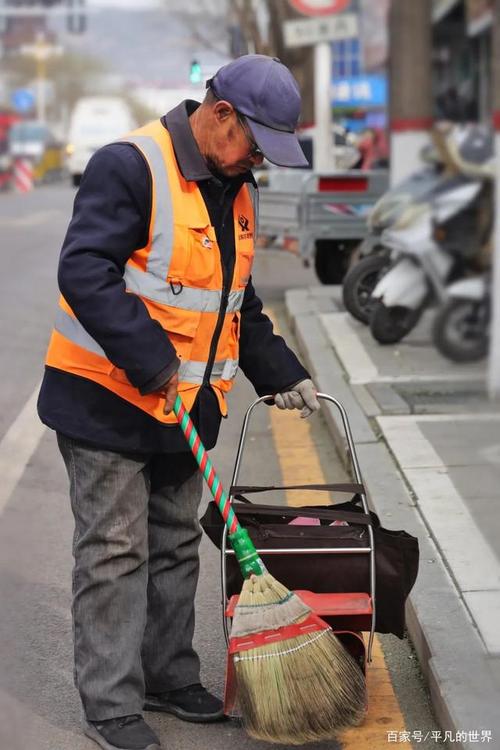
top-left (200, 485), bottom-right (419, 639)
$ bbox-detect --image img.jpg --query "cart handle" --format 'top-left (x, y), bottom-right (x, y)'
top-left (229, 393), bottom-right (365, 497)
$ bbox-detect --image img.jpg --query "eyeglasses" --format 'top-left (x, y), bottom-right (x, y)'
top-left (236, 112), bottom-right (263, 160)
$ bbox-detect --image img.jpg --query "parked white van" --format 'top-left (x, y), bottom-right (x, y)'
top-left (66, 97), bottom-right (137, 186)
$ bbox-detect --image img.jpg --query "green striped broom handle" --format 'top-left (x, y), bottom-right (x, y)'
top-left (174, 395), bottom-right (265, 578)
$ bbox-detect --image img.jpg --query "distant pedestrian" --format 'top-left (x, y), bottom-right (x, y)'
top-left (38, 54), bottom-right (319, 750)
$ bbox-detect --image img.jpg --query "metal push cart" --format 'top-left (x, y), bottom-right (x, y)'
top-left (220, 394), bottom-right (376, 712)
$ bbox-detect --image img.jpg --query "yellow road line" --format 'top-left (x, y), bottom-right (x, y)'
top-left (269, 406), bottom-right (331, 507)
top-left (267, 307), bottom-right (407, 749)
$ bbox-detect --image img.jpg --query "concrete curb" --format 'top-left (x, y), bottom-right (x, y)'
top-left (285, 290), bottom-right (500, 750)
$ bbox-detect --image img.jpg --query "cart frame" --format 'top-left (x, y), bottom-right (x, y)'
top-left (220, 393), bottom-right (377, 662)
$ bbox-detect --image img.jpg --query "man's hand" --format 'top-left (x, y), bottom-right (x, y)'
top-left (156, 373), bottom-right (179, 415)
top-left (274, 379), bottom-right (320, 419)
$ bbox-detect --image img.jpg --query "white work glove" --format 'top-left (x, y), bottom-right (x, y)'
top-left (274, 379), bottom-right (320, 419)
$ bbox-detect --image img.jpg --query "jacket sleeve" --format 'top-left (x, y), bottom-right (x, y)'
top-left (238, 277), bottom-right (309, 396)
top-left (57, 143), bottom-right (179, 390)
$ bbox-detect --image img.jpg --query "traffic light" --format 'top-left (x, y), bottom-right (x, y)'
top-left (189, 59), bottom-right (202, 84)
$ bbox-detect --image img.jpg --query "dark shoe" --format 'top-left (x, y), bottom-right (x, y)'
top-left (84, 714), bottom-right (162, 750)
top-left (144, 683), bottom-right (225, 723)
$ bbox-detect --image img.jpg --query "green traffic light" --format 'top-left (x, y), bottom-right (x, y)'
top-left (190, 59), bottom-right (202, 84)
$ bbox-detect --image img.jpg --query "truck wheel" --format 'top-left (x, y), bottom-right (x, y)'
top-left (314, 240), bottom-right (356, 285)
top-left (342, 253), bottom-right (390, 324)
top-left (370, 300), bottom-right (423, 344)
top-left (432, 298), bottom-right (489, 362)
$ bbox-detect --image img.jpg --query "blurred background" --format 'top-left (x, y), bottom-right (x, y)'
top-left (2, 5), bottom-right (500, 748)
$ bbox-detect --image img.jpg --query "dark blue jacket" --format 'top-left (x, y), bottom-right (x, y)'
top-left (37, 101), bottom-right (309, 453)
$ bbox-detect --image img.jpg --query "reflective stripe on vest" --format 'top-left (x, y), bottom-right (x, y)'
top-left (123, 265), bottom-right (244, 313)
top-left (55, 306), bottom-right (106, 358)
top-left (55, 306), bottom-right (239, 384)
top-left (125, 134), bottom-right (174, 279)
top-left (178, 358), bottom-right (239, 383)
top-left (248, 182), bottom-right (259, 239)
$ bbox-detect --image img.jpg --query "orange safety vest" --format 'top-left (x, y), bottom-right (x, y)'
top-left (45, 119), bottom-right (256, 424)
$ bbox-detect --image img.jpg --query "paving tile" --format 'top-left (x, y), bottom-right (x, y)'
top-left (419, 421), bottom-right (500, 468)
top-left (447, 466), bottom-right (500, 501)
top-left (404, 467), bottom-right (500, 591)
top-left (462, 591), bottom-right (500, 655)
top-left (368, 383), bottom-right (411, 414)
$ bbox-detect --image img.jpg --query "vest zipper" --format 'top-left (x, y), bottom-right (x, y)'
top-left (203, 194), bottom-right (237, 388)
top-left (203, 284), bottom-right (229, 386)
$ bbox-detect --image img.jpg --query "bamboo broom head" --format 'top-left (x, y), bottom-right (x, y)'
top-left (231, 574), bottom-right (366, 744)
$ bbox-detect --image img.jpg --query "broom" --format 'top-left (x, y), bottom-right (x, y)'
top-left (174, 395), bottom-right (366, 744)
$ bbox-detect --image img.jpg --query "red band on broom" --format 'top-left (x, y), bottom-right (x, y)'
top-left (174, 395), bottom-right (366, 744)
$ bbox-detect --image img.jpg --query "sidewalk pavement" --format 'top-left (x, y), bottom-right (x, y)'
top-left (285, 286), bottom-right (500, 750)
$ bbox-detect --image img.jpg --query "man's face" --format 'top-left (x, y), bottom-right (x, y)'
top-left (204, 101), bottom-right (265, 178)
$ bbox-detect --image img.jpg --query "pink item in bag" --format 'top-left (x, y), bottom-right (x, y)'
top-left (288, 515), bottom-right (349, 526)
top-left (288, 516), bottom-right (320, 526)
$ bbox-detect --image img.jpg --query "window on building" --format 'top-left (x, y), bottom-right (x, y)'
top-left (332, 38), bottom-right (362, 78)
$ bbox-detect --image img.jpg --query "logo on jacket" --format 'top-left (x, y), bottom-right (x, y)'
top-left (238, 214), bottom-right (252, 240)
top-left (202, 235), bottom-right (213, 249)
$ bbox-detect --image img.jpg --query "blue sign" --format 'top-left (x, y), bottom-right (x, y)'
top-left (11, 88), bottom-right (35, 113)
top-left (332, 75), bottom-right (387, 108)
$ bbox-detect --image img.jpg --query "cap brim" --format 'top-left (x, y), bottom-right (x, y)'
top-left (246, 117), bottom-right (309, 168)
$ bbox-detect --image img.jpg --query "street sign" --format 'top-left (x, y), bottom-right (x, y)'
top-left (11, 89), bottom-right (35, 113)
top-left (288, 0), bottom-right (351, 15)
top-left (284, 13), bottom-right (358, 47)
top-left (332, 75), bottom-right (387, 108)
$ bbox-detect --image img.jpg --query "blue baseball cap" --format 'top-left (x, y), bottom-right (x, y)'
top-left (207, 54), bottom-right (309, 168)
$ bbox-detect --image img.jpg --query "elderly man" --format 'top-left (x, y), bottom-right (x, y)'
top-left (38, 54), bottom-right (319, 750)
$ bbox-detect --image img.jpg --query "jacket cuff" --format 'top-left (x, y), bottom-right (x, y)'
top-left (138, 357), bottom-right (180, 395)
top-left (282, 377), bottom-right (310, 392)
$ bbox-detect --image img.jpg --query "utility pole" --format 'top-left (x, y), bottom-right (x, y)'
top-left (488, 0), bottom-right (500, 399)
top-left (388, 0), bottom-right (433, 186)
top-left (314, 40), bottom-right (335, 171)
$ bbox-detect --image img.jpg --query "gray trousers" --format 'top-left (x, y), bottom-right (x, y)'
top-left (57, 434), bottom-right (204, 722)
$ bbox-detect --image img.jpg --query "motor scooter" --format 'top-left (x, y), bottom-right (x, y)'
top-left (342, 130), bottom-right (462, 324)
top-left (368, 123), bottom-right (494, 344)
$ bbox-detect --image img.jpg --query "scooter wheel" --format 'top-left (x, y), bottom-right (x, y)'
top-left (342, 253), bottom-right (390, 324)
top-left (370, 301), bottom-right (423, 344)
top-left (314, 240), bottom-right (357, 285)
top-left (432, 298), bottom-right (489, 363)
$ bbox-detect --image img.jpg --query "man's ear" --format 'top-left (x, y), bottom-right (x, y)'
top-left (213, 99), bottom-right (235, 123)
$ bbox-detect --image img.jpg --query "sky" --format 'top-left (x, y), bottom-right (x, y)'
top-left (50, 1), bottom-right (229, 87)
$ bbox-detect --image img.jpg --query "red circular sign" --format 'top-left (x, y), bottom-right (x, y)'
top-left (288, 0), bottom-right (351, 16)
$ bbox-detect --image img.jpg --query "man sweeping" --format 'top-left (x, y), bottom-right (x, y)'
top-left (38, 54), bottom-right (320, 750)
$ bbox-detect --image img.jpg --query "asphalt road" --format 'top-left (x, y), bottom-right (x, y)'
top-left (0, 183), bottom-right (443, 750)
